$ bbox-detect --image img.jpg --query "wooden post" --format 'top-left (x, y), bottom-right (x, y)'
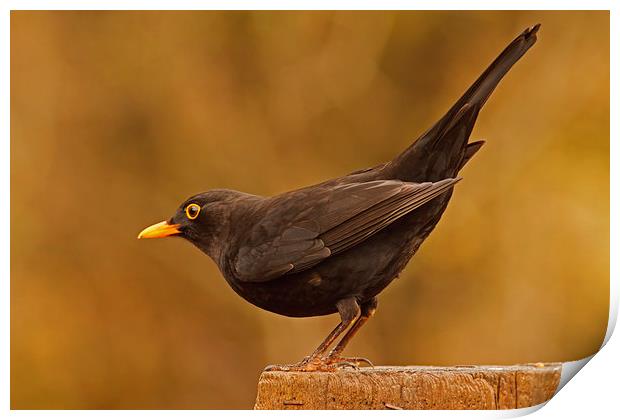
top-left (254, 363), bottom-right (561, 410)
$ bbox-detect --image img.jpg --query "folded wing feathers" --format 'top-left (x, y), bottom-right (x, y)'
top-left (311, 180), bottom-right (405, 231)
top-left (237, 178), bottom-right (460, 280)
top-left (322, 178), bottom-right (460, 255)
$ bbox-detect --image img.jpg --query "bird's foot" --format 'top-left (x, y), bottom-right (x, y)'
top-left (264, 355), bottom-right (334, 372)
top-left (264, 355), bottom-right (373, 372)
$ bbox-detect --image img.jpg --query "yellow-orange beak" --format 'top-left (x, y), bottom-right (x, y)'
top-left (137, 221), bottom-right (181, 239)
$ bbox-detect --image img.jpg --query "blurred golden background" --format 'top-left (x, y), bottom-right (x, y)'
top-left (11, 11), bottom-right (609, 409)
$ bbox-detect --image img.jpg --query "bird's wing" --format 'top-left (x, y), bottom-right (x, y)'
top-left (233, 178), bottom-right (459, 282)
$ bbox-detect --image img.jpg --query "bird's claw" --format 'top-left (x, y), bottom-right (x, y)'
top-left (264, 356), bottom-right (374, 372)
top-left (334, 360), bottom-right (359, 370)
top-left (323, 356), bottom-right (374, 369)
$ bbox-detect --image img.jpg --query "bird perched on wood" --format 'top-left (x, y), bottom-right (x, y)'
top-left (139, 25), bottom-right (540, 371)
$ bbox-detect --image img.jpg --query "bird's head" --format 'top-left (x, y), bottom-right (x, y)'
top-left (137, 190), bottom-right (246, 258)
top-left (138, 194), bottom-right (209, 240)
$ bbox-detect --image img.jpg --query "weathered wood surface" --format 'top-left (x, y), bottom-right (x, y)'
top-left (255, 363), bottom-right (561, 410)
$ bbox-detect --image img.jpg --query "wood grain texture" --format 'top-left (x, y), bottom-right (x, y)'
top-left (254, 364), bottom-right (561, 410)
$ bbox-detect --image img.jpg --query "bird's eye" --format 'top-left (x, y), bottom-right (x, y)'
top-left (185, 203), bottom-right (201, 220)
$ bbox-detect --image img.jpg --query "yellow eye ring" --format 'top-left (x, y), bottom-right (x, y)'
top-left (185, 203), bottom-right (201, 220)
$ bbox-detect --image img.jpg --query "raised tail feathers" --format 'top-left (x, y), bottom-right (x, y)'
top-left (387, 24), bottom-right (540, 182)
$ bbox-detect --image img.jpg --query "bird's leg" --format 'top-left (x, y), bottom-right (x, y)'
top-left (304, 322), bottom-right (348, 361)
top-left (264, 297), bottom-right (360, 372)
top-left (323, 297), bottom-right (378, 368)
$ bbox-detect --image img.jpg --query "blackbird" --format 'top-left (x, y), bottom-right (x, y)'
top-left (139, 25), bottom-right (540, 371)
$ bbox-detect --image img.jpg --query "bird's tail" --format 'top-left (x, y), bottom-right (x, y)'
top-left (386, 24), bottom-right (540, 182)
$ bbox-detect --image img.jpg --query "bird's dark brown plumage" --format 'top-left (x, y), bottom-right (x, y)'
top-left (139, 25), bottom-right (540, 370)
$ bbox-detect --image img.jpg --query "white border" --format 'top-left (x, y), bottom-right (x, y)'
top-left (2, 1), bottom-right (616, 418)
